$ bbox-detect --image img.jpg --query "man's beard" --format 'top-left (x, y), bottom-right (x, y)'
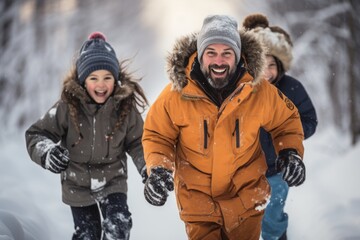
top-left (201, 64), bottom-right (235, 89)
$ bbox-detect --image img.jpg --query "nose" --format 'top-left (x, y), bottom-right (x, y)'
top-left (214, 55), bottom-right (226, 65)
top-left (97, 79), bottom-right (106, 87)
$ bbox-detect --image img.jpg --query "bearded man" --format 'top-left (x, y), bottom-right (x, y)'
top-left (142, 15), bottom-right (306, 240)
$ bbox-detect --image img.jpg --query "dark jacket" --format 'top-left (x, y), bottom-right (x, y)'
top-left (25, 67), bottom-right (146, 207)
top-left (260, 74), bottom-right (317, 176)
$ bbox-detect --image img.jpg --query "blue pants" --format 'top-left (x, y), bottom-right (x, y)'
top-left (261, 173), bottom-right (289, 240)
top-left (70, 193), bottom-right (132, 240)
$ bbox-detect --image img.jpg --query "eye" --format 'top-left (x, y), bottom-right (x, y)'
top-left (269, 63), bottom-right (277, 68)
top-left (104, 76), bottom-right (114, 81)
top-left (223, 51), bottom-right (233, 57)
top-left (205, 50), bottom-right (216, 57)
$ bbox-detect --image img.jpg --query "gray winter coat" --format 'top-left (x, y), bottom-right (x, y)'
top-left (25, 68), bottom-right (146, 207)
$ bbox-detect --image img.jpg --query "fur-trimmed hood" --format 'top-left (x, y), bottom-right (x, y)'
top-left (61, 66), bottom-right (137, 106)
top-left (166, 30), bottom-right (266, 92)
top-left (59, 65), bottom-right (142, 138)
top-left (242, 13), bottom-right (293, 72)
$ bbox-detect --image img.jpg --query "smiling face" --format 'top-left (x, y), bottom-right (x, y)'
top-left (263, 55), bottom-right (278, 83)
top-left (84, 69), bottom-right (115, 104)
top-left (200, 43), bottom-right (237, 89)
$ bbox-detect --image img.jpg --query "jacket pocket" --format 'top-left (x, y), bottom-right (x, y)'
top-left (203, 118), bottom-right (210, 151)
top-left (179, 116), bottom-right (210, 156)
top-left (218, 175), bottom-right (269, 232)
top-left (238, 175), bottom-right (270, 210)
top-left (199, 116), bottom-right (210, 155)
top-left (177, 181), bottom-right (216, 217)
top-left (232, 118), bottom-right (241, 154)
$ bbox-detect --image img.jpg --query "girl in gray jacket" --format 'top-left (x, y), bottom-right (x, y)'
top-left (25, 32), bottom-right (148, 240)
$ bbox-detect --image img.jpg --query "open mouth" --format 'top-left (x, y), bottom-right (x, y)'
top-left (95, 90), bottom-right (107, 97)
top-left (210, 65), bottom-right (228, 77)
top-left (211, 68), bottom-right (226, 74)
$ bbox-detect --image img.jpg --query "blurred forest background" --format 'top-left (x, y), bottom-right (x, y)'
top-left (0, 0), bottom-right (359, 144)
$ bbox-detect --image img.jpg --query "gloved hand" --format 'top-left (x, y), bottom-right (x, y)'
top-left (276, 148), bottom-right (305, 187)
top-left (144, 167), bottom-right (174, 206)
top-left (41, 145), bottom-right (70, 173)
top-left (140, 166), bottom-right (148, 184)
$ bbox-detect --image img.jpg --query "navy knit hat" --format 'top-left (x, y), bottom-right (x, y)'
top-left (197, 15), bottom-right (241, 64)
top-left (76, 32), bottom-right (120, 85)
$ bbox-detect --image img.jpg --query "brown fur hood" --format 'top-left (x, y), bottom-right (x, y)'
top-left (166, 30), bottom-right (266, 92)
top-left (61, 65), bottom-right (137, 106)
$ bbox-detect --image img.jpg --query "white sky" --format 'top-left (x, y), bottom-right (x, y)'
top-left (141, 0), bottom-right (267, 54)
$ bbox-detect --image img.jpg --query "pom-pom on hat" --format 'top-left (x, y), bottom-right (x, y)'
top-left (76, 32), bottom-right (120, 85)
top-left (197, 15), bottom-right (241, 65)
top-left (242, 14), bottom-right (293, 71)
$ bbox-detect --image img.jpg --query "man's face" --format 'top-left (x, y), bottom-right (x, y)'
top-left (200, 44), bottom-right (237, 89)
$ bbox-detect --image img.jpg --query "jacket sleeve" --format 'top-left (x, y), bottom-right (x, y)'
top-left (261, 82), bottom-right (304, 158)
top-left (25, 101), bottom-right (69, 167)
top-left (124, 106), bottom-right (147, 174)
top-left (289, 80), bottom-right (318, 139)
top-left (142, 85), bottom-right (178, 173)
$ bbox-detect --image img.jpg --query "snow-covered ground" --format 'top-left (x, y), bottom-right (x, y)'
top-left (1, 127), bottom-right (359, 240)
top-left (1, 1), bottom-right (357, 239)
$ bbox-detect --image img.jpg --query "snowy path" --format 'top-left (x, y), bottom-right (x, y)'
top-left (1, 128), bottom-right (359, 239)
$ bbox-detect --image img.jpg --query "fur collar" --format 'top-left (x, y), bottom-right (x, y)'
top-left (166, 30), bottom-right (266, 92)
top-left (61, 67), bottom-right (136, 106)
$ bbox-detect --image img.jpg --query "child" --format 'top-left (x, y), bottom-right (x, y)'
top-left (243, 14), bottom-right (318, 240)
top-left (25, 32), bottom-right (148, 240)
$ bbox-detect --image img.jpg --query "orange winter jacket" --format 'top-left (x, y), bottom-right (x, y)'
top-left (142, 31), bottom-right (304, 233)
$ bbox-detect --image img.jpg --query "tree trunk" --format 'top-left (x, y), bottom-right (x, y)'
top-left (348, 0), bottom-right (359, 145)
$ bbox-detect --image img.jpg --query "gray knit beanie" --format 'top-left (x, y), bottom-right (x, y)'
top-left (197, 15), bottom-right (241, 64)
top-left (76, 32), bottom-right (120, 85)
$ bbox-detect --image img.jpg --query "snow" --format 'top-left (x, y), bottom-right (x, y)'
top-left (1, 1), bottom-right (359, 239)
top-left (1, 127), bottom-right (359, 240)
top-left (91, 177), bottom-right (107, 192)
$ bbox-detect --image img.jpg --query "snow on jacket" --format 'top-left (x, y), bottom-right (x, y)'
top-left (261, 74), bottom-right (318, 176)
top-left (142, 31), bottom-right (304, 232)
top-left (25, 67), bottom-right (146, 207)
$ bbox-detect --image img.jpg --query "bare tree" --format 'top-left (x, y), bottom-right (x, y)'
top-left (347, 0), bottom-right (360, 145)
top-left (0, 0), bottom-right (155, 141)
top-left (267, 0), bottom-right (359, 144)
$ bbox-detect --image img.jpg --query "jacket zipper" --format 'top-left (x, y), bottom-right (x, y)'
top-left (105, 133), bottom-right (113, 158)
top-left (233, 119), bottom-right (240, 148)
top-left (91, 117), bottom-right (96, 158)
top-left (203, 119), bottom-right (208, 149)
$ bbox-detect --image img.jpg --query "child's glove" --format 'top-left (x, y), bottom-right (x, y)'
top-left (276, 149), bottom-right (305, 187)
top-left (144, 167), bottom-right (174, 206)
top-left (41, 145), bottom-right (70, 174)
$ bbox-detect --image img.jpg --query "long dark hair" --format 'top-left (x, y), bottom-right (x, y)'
top-left (272, 56), bottom-right (285, 85)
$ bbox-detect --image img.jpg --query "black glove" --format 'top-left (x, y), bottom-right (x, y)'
top-left (144, 167), bottom-right (174, 206)
top-left (276, 149), bottom-right (305, 187)
top-left (41, 145), bottom-right (70, 174)
top-left (140, 166), bottom-right (148, 184)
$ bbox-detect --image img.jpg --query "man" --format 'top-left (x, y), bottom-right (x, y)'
top-left (142, 15), bottom-right (305, 240)
top-left (243, 14), bottom-right (318, 240)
